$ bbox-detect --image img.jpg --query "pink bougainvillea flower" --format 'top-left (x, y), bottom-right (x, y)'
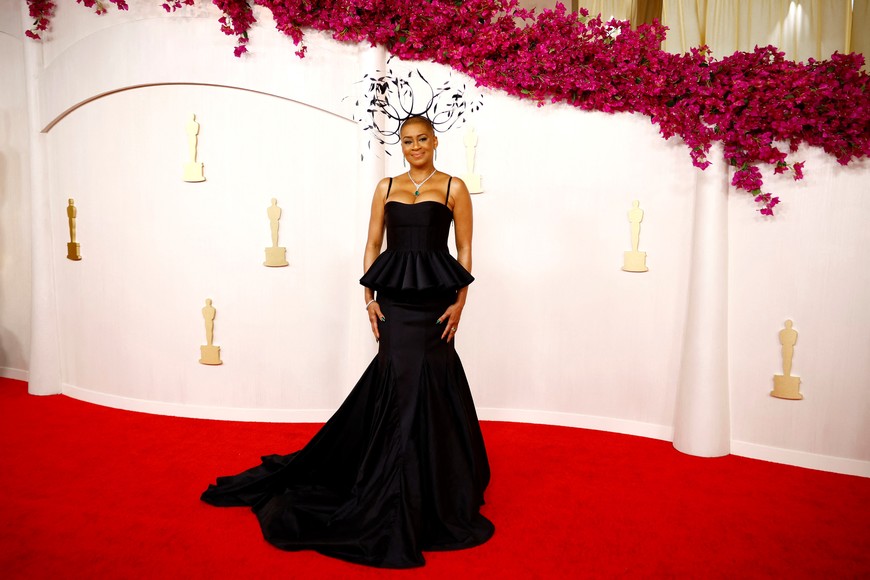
top-left (793, 161), bottom-right (805, 180)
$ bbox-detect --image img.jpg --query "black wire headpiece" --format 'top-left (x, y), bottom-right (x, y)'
top-left (350, 57), bottom-right (483, 159)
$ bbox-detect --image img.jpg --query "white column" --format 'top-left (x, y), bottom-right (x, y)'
top-left (21, 2), bottom-right (62, 396)
top-left (673, 144), bottom-right (730, 456)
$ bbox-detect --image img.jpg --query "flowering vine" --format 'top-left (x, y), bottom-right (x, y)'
top-left (162, 1), bottom-right (195, 13)
top-left (75, 0), bottom-right (129, 16)
top-left (213, 0), bottom-right (255, 56)
top-left (24, 0), bottom-right (870, 215)
top-left (24, 0), bottom-right (55, 39)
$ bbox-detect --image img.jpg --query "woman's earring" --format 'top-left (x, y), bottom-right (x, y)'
top-left (403, 156), bottom-right (406, 167)
top-left (435, 149), bottom-right (438, 161)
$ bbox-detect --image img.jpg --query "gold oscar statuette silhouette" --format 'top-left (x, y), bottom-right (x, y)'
top-left (66, 199), bottom-right (82, 261)
top-left (264, 198), bottom-right (289, 267)
top-left (462, 127), bottom-right (483, 194)
top-left (183, 113), bottom-right (205, 182)
top-left (199, 298), bottom-right (222, 365)
top-left (771, 320), bottom-right (802, 399)
top-left (622, 200), bottom-right (648, 272)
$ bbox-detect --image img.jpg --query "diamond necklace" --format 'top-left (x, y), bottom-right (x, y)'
top-left (408, 169), bottom-right (437, 197)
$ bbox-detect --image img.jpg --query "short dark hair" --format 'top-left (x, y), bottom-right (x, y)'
top-left (400, 115), bottom-right (435, 135)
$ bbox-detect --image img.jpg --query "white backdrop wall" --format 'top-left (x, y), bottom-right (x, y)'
top-left (728, 148), bottom-right (870, 473)
top-left (8, 2), bottom-right (870, 476)
top-left (0, 1), bottom-right (32, 381)
top-left (49, 84), bottom-right (365, 414)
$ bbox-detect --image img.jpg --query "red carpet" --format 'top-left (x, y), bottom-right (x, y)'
top-left (1, 377), bottom-right (868, 578)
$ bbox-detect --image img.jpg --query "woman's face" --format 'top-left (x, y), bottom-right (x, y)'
top-left (400, 121), bottom-right (438, 167)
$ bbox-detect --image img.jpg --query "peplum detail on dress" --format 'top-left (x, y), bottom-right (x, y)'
top-left (360, 250), bottom-right (473, 293)
top-left (360, 201), bottom-right (473, 293)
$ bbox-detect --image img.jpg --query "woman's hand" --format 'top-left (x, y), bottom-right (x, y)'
top-left (367, 301), bottom-right (385, 341)
top-left (437, 302), bottom-right (464, 343)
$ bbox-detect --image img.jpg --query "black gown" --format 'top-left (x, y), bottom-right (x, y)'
top-left (201, 177), bottom-right (494, 568)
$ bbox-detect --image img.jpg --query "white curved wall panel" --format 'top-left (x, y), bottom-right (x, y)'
top-left (40, 0), bottom-right (218, 66)
top-left (728, 146), bottom-right (870, 465)
top-left (49, 84), bottom-right (367, 411)
top-left (449, 96), bottom-right (695, 436)
top-left (0, 1), bottom-right (33, 381)
top-left (0, 2), bottom-right (31, 380)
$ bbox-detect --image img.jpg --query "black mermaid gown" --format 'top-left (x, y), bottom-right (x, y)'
top-left (201, 178), bottom-right (494, 568)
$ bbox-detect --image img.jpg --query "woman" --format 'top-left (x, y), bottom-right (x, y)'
top-left (201, 115), bottom-right (494, 568)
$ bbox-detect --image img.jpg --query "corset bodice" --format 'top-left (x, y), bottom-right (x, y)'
top-left (360, 201), bottom-right (474, 293)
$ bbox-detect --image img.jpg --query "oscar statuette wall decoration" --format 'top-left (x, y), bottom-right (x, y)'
top-left (264, 198), bottom-right (289, 267)
top-left (462, 127), bottom-right (483, 194)
top-left (199, 298), bottom-right (223, 365)
top-left (771, 320), bottom-right (802, 399)
top-left (622, 200), bottom-right (648, 272)
top-left (66, 198), bottom-right (81, 261)
top-left (183, 114), bottom-right (205, 182)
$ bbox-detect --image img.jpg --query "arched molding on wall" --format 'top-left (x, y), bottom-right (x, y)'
top-left (35, 16), bottom-right (370, 135)
top-left (40, 82), bottom-right (354, 134)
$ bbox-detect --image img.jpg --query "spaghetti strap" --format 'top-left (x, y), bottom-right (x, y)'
top-left (385, 177), bottom-right (393, 200)
top-left (445, 177), bottom-right (453, 204)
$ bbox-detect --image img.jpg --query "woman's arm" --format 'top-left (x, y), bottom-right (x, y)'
top-left (439, 178), bottom-right (473, 342)
top-left (363, 178), bottom-right (390, 339)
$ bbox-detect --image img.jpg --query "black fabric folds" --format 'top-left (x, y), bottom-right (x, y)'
top-left (202, 199), bottom-right (492, 569)
top-left (360, 249), bottom-right (474, 293)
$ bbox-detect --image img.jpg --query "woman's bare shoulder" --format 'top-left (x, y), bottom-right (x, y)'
top-left (372, 177), bottom-right (393, 199)
top-left (448, 175), bottom-right (471, 199)
top-left (449, 175), bottom-right (470, 192)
